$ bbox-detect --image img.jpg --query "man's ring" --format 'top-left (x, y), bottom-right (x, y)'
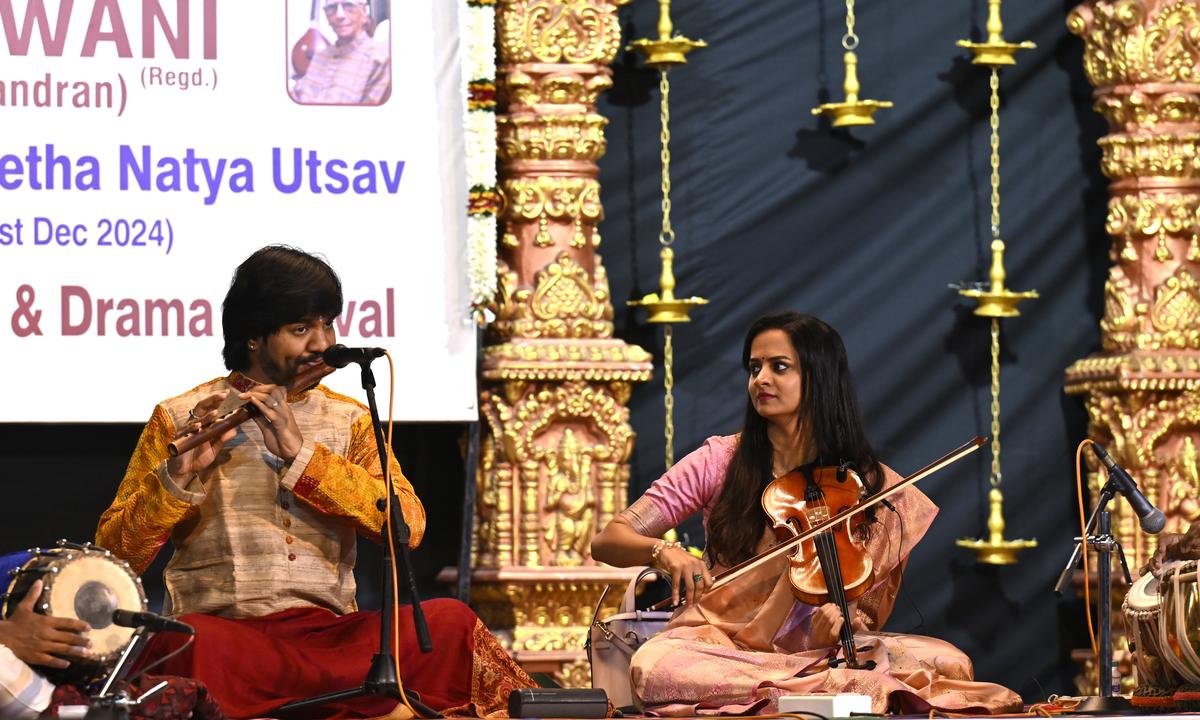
top-left (187, 409), bottom-right (201, 423)
top-left (692, 573), bottom-right (702, 583)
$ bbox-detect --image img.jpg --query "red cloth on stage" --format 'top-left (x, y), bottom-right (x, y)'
top-left (46, 675), bottom-right (227, 719)
top-left (137, 599), bottom-right (531, 719)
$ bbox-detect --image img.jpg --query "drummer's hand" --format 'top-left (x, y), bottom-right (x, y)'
top-left (242, 385), bottom-right (302, 462)
top-left (1142, 531), bottom-right (1186, 576)
top-left (657, 546), bottom-right (713, 607)
top-left (168, 390), bottom-right (236, 480)
top-left (0, 580), bottom-right (90, 668)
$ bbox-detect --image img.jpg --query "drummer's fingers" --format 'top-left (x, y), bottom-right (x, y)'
top-left (42, 633), bottom-right (90, 657)
top-left (60, 638), bottom-right (90, 655)
top-left (32, 652), bottom-right (70, 669)
top-left (46, 617), bottom-right (91, 637)
top-left (26, 626), bottom-right (73, 654)
top-left (16, 580), bottom-right (43, 613)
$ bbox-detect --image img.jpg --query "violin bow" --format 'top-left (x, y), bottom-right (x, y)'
top-left (649, 436), bottom-right (987, 610)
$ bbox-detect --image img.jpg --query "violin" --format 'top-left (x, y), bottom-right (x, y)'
top-left (762, 463), bottom-right (875, 668)
top-left (292, 0), bottom-right (331, 78)
top-left (647, 437), bottom-right (987, 621)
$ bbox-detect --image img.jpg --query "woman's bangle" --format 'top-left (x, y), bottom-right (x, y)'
top-left (649, 540), bottom-right (682, 568)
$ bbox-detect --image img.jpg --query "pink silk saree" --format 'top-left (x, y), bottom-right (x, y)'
top-left (621, 436), bottom-right (1022, 715)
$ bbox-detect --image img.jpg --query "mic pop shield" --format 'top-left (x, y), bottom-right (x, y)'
top-left (1091, 443), bottom-right (1166, 534)
top-left (111, 609), bottom-right (195, 635)
top-left (322, 344), bottom-right (386, 369)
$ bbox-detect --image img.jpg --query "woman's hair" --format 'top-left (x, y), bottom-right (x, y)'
top-left (221, 245), bottom-right (343, 371)
top-left (705, 312), bottom-right (883, 568)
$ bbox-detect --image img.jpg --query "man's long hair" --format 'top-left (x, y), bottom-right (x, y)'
top-left (221, 245), bottom-right (343, 371)
top-left (705, 312), bottom-right (883, 568)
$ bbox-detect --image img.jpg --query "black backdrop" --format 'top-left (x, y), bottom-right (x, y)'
top-left (0, 0), bottom-right (1104, 704)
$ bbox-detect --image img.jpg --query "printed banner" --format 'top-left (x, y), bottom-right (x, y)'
top-left (0, 0), bottom-right (475, 422)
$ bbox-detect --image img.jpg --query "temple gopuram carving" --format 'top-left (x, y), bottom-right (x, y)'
top-left (453, 0), bottom-right (653, 687)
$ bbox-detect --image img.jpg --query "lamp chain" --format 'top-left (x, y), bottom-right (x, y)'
top-left (659, 70), bottom-right (675, 247)
top-left (842, 0), bottom-right (858, 49)
top-left (990, 318), bottom-right (1002, 487)
top-left (660, 68), bottom-right (676, 468)
top-left (988, 67), bottom-right (1003, 488)
top-left (989, 67), bottom-right (1001, 240)
top-left (664, 324), bottom-right (676, 469)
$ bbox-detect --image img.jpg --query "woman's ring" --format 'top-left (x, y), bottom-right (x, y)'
top-left (692, 573), bottom-right (702, 583)
top-left (187, 408), bottom-right (201, 423)
top-left (271, 400), bottom-right (279, 408)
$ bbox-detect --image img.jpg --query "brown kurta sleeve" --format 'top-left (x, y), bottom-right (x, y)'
top-left (95, 405), bottom-right (199, 574)
top-left (282, 412), bottom-right (426, 548)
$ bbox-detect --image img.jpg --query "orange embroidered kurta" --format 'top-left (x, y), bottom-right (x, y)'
top-left (96, 372), bottom-right (425, 618)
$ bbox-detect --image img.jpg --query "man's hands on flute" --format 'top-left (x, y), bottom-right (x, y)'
top-left (242, 385), bottom-right (302, 462)
top-left (169, 385), bottom-right (303, 478)
top-left (169, 390), bottom-right (237, 480)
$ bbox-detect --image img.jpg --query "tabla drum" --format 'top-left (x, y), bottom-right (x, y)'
top-left (1, 542), bottom-right (147, 685)
top-left (1124, 568), bottom-right (1181, 692)
top-left (1157, 560), bottom-right (1200, 686)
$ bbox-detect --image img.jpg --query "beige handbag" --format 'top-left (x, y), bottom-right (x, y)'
top-left (587, 567), bottom-right (673, 710)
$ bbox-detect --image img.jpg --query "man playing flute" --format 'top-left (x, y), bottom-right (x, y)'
top-left (97, 245), bottom-right (532, 719)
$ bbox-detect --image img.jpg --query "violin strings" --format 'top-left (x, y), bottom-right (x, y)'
top-left (812, 521), bottom-right (856, 663)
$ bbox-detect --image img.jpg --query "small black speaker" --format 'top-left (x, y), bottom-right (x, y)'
top-left (507, 688), bottom-right (608, 718)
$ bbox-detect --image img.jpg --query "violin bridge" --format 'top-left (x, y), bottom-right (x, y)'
top-left (805, 506), bottom-right (831, 524)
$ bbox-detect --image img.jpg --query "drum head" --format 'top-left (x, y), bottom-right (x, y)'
top-left (1128, 572), bottom-right (1163, 612)
top-left (4, 547), bottom-right (146, 672)
top-left (45, 554), bottom-right (144, 658)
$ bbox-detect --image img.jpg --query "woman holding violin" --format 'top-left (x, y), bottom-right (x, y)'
top-left (591, 312), bottom-right (1020, 715)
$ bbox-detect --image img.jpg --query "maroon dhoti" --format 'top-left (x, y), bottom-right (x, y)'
top-left (136, 599), bottom-right (534, 719)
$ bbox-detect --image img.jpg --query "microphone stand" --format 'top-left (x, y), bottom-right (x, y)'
top-left (275, 359), bottom-right (440, 718)
top-left (85, 630), bottom-right (168, 720)
top-left (1054, 477), bottom-right (1134, 714)
top-left (456, 326), bottom-right (483, 603)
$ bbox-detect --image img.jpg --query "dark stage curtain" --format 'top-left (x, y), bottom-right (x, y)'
top-left (596, 0), bottom-right (1106, 701)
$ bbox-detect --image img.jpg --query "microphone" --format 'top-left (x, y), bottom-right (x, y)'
top-left (111, 609), bottom-right (195, 635)
top-left (1091, 443), bottom-right (1166, 534)
top-left (322, 344), bottom-right (385, 369)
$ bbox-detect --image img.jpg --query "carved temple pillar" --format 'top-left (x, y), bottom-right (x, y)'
top-left (464, 0), bottom-right (653, 687)
top-left (1066, 1), bottom-right (1200, 574)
